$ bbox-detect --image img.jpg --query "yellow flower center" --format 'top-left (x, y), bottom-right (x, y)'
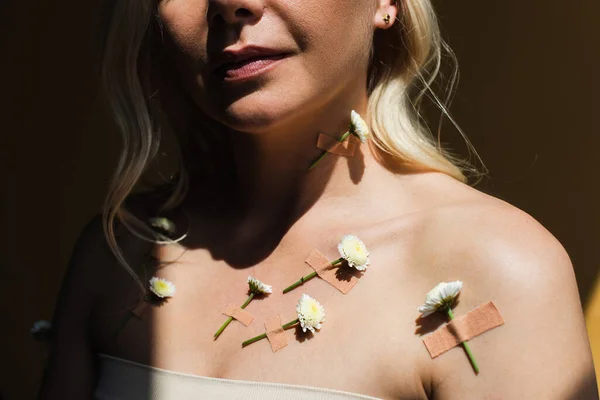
top-left (156, 282), bottom-right (168, 291)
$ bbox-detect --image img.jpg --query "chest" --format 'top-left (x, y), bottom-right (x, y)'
top-left (93, 235), bottom-right (432, 399)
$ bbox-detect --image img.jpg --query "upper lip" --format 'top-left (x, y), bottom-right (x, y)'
top-left (210, 46), bottom-right (290, 73)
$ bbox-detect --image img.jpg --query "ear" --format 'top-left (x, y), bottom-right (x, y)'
top-left (373, 0), bottom-right (398, 30)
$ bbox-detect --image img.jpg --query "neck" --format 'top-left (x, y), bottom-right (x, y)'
top-left (183, 90), bottom-right (398, 265)
top-left (227, 94), bottom-right (372, 221)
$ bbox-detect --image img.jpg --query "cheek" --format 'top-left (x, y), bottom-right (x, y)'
top-left (159, 1), bottom-right (209, 69)
top-left (286, 0), bottom-right (375, 80)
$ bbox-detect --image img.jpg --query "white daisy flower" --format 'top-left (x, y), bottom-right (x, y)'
top-left (296, 293), bottom-right (326, 334)
top-left (350, 110), bottom-right (370, 143)
top-left (247, 276), bottom-right (273, 295)
top-left (338, 235), bottom-right (370, 271)
top-left (418, 281), bottom-right (463, 317)
top-left (308, 110), bottom-right (369, 170)
top-left (149, 277), bottom-right (176, 298)
top-left (149, 217), bottom-right (176, 235)
top-left (30, 320), bottom-right (52, 333)
top-left (30, 320), bottom-right (52, 338)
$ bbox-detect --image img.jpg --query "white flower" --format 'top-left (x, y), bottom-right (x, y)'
top-left (149, 277), bottom-right (176, 298)
top-left (418, 281), bottom-right (463, 317)
top-left (350, 110), bottom-right (370, 143)
top-left (337, 235), bottom-right (370, 271)
top-left (296, 293), bottom-right (326, 334)
top-left (150, 217), bottom-right (176, 235)
top-left (247, 276), bottom-right (273, 295)
top-left (30, 320), bottom-right (52, 336)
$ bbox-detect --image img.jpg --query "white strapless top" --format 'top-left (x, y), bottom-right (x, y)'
top-left (94, 354), bottom-right (382, 400)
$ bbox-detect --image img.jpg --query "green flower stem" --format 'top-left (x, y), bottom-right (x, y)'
top-left (281, 318), bottom-right (300, 330)
top-left (282, 271), bottom-right (317, 293)
top-left (110, 311), bottom-right (134, 343)
top-left (308, 131), bottom-right (352, 170)
top-left (214, 293), bottom-right (255, 339)
top-left (282, 258), bottom-right (344, 293)
top-left (242, 318), bottom-right (300, 347)
top-left (447, 308), bottom-right (479, 374)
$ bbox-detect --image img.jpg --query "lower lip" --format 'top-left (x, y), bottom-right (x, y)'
top-left (217, 54), bottom-right (290, 81)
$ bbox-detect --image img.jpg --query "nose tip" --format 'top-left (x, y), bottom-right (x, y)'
top-left (208, 1), bottom-right (263, 26)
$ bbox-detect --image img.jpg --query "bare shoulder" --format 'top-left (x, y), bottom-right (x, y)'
top-left (49, 209), bottom-right (154, 339)
top-left (39, 203), bottom-right (156, 398)
top-left (401, 182), bottom-right (598, 399)
top-left (39, 215), bottom-right (112, 399)
top-left (421, 189), bottom-right (577, 296)
top-left (61, 211), bottom-right (155, 298)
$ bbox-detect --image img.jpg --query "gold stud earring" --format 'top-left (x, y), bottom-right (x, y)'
top-left (382, 14), bottom-right (391, 24)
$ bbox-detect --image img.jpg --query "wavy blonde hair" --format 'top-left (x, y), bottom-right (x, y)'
top-left (99, 0), bottom-right (480, 289)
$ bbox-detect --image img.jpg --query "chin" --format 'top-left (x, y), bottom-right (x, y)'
top-left (195, 60), bottom-right (319, 133)
top-left (206, 90), bottom-right (309, 134)
top-left (218, 110), bottom-right (283, 133)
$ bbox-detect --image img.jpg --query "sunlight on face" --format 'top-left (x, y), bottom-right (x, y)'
top-left (157, 0), bottom-right (379, 133)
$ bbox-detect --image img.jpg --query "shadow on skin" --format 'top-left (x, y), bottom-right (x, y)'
top-left (348, 145), bottom-right (365, 184)
top-left (413, 299), bottom-right (461, 336)
top-left (128, 138), bottom-right (441, 278)
top-left (139, 93), bottom-right (432, 272)
top-left (564, 370), bottom-right (600, 399)
top-left (293, 324), bottom-right (315, 344)
top-left (161, 142), bottom-right (366, 269)
top-left (136, 113), bottom-right (436, 272)
top-left (334, 262), bottom-right (364, 282)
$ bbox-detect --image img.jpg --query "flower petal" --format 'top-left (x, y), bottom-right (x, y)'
top-left (337, 235), bottom-right (370, 271)
top-left (149, 217), bottom-right (176, 235)
top-left (149, 277), bottom-right (176, 298)
top-left (350, 110), bottom-right (370, 143)
top-left (247, 276), bottom-right (273, 295)
top-left (418, 280), bottom-right (462, 317)
top-left (296, 293), bottom-right (326, 333)
top-left (30, 320), bottom-right (52, 335)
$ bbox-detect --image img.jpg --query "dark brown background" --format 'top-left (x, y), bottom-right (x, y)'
top-left (2, 0), bottom-right (599, 399)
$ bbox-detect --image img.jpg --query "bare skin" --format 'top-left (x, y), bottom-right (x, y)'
top-left (40, 158), bottom-right (599, 399)
top-left (39, 0), bottom-right (597, 398)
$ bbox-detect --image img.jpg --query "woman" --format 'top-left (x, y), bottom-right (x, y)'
top-left (39, 0), bottom-right (597, 398)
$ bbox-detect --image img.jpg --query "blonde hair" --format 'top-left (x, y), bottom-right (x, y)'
top-left (99, 0), bottom-right (481, 288)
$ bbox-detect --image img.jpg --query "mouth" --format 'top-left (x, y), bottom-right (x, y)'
top-left (213, 53), bottom-right (291, 81)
